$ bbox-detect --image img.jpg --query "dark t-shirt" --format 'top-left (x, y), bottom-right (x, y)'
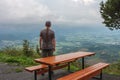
top-left (40, 29), bottom-right (55, 49)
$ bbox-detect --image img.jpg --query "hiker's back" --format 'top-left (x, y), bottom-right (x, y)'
top-left (40, 29), bottom-right (55, 49)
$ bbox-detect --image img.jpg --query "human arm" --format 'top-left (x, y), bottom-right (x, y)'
top-left (39, 31), bottom-right (43, 50)
top-left (52, 38), bottom-right (56, 51)
top-left (39, 37), bottom-right (43, 50)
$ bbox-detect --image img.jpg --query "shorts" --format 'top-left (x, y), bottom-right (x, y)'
top-left (41, 49), bottom-right (53, 58)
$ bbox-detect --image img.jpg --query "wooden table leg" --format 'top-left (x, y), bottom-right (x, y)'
top-left (48, 65), bottom-right (52, 80)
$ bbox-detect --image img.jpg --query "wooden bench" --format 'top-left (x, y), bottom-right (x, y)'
top-left (25, 64), bottom-right (47, 80)
top-left (25, 58), bottom-right (77, 80)
top-left (57, 62), bottom-right (109, 80)
top-left (25, 63), bottom-right (69, 80)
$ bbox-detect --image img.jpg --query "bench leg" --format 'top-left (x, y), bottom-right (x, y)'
top-left (68, 62), bottom-right (70, 72)
top-left (34, 71), bottom-right (37, 80)
top-left (100, 72), bottom-right (102, 80)
top-left (82, 57), bottom-right (85, 69)
top-left (93, 71), bottom-right (103, 80)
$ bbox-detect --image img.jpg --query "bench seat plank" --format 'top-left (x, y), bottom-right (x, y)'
top-left (25, 64), bottom-right (47, 72)
top-left (25, 63), bottom-right (68, 73)
top-left (57, 63), bottom-right (109, 80)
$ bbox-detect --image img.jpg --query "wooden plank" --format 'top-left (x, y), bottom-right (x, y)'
top-left (25, 65), bottom-right (47, 72)
top-left (57, 63), bottom-right (109, 80)
top-left (35, 52), bottom-right (95, 65)
top-left (25, 63), bottom-right (68, 74)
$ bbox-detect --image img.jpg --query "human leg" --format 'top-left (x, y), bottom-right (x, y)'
top-left (48, 49), bottom-right (53, 57)
top-left (41, 49), bottom-right (48, 58)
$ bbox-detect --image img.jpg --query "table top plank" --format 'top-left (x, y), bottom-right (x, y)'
top-left (35, 51), bottom-right (95, 65)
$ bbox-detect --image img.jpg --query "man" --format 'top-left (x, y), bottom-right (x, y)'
top-left (40, 21), bottom-right (56, 58)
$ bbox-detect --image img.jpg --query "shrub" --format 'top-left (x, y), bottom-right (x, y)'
top-left (23, 40), bottom-right (34, 57)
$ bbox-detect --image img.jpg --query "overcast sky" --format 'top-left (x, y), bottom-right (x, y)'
top-left (0, 0), bottom-right (106, 26)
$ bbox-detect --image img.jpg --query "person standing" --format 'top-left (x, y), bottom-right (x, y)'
top-left (39, 21), bottom-right (56, 58)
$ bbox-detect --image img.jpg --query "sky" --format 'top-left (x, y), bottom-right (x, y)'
top-left (0, 0), bottom-right (106, 26)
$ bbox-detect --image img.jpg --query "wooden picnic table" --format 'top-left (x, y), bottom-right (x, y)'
top-left (35, 51), bottom-right (95, 80)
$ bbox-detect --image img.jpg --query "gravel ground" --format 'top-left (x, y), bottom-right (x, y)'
top-left (0, 63), bottom-right (120, 80)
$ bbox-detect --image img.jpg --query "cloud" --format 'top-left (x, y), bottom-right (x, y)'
top-left (0, 0), bottom-right (52, 23)
top-left (0, 0), bottom-right (104, 25)
top-left (72, 0), bottom-right (95, 5)
top-left (49, 0), bottom-right (102, 25)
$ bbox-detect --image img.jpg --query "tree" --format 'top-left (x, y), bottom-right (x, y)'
top-left (100, 0), bottom-right (120, 30)
top-left (23, 40), bottom-right (34, 57)
top-left (36, 44), bottom-right (41, 56)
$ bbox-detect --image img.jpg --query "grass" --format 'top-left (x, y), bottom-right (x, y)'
top-left (0, 52), bottom-right (120, 75)
top-left (0, 53), bottom-right (39, 67)
top-left (0, 46), bottom-right (120, 75)
top-left (64, 61), bottom-right (120, 76)
top-left (104, 63), bottom-right (120, 75)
